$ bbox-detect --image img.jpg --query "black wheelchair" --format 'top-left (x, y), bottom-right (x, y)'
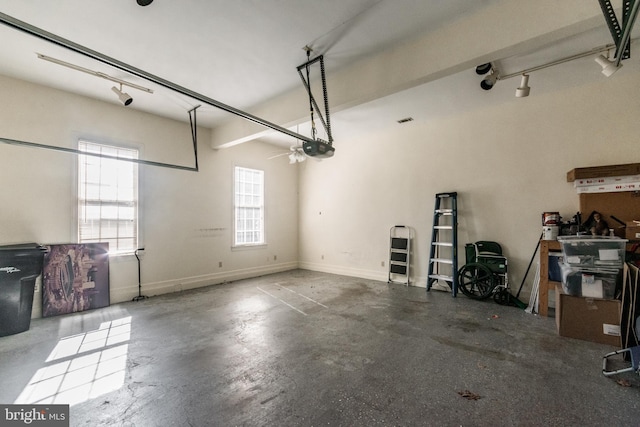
top-left (457, 241), bottom-right (513, 304)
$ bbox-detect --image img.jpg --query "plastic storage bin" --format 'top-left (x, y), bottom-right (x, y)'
top-left (557, 236), bottom-right (627, 268)
top-left (0, 243), bottom-right (46, 337)
top-left (559, 262), bottom-right (621, 299)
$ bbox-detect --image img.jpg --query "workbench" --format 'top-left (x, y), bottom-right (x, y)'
top-left (539, 239), bottom-right (561, 317)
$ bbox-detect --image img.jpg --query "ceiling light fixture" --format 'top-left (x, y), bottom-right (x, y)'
top-left (288, 150), bottom-right (306, 164)
top-left (480, 69), bottom-right (498, 90)
top-left (136, 0), bottom-right (153, 6)
top-left (111, 84), bottom-right (133, 106)
top-left (486, 37), bottom-right (640, 98)
top-left (475, 63), bottom-right (492, 75)
top-left (515, 74), bottom-right (530, 98)
top-left (594, 54), bottom-right (621, 77)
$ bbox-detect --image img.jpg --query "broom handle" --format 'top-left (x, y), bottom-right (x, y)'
top-left (516, 233), bottom-right (543, 298)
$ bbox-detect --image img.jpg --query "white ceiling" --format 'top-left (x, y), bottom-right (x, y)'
top-left (0, 0), bottom-right (636, 148)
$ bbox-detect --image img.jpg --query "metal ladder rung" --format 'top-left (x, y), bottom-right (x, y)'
top-left (434, 225), bottom-right (453, 230)
top-left (435, 210), bottom-right (453, 214)
top-left (428, 274), bottom-right (453, 282)
top-left (432, 242), bottom-right (453, 247)
top-left (431, 258), bottom-right (453, 264)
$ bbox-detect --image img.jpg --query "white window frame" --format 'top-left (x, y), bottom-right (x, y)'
top-left (77, 140), bottom-right (139, 255)
top-left (233, 166), bottom-right (265, 247)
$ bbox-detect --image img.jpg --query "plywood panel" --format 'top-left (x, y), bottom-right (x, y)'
top-left (567, 163), bottom-right (640, 182)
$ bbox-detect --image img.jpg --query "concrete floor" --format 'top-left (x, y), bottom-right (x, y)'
top-left (1, 269), bottom-right (639, 426)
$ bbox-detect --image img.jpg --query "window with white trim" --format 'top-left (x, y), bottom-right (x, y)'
top-left (234, 166), bottom-right (264, 246)
top-left (78, 141), bottom-right (139, 254)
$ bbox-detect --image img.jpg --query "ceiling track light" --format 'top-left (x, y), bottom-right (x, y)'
top-left (112, 84), bottom-right (133, 106)
top-left (480, 69), bottom-right (498, 90)
top-left (37, 53), bottom-right (153, 94)
top-left (475, 63), bottom-right (493, 75)
top-left (515, 74), bottom-right (530, 98)
top-left (136, 0), bottom-right (153, 6)
top-left (595, 54), bottom-right (621, 77)
top-left (480, 37), bottom-right (640, 98)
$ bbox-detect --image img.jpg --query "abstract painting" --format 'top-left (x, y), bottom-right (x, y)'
top-left (42, 243), bottom-right (110, 317)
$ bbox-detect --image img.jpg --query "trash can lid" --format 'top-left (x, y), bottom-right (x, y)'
top-left (0, 243), bottom-right (46, 251)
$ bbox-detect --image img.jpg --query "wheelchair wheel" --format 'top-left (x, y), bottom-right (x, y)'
top-left (458, 263), bottom-right (495, 299)
top-left (493, 288), bottom-right (513, 305)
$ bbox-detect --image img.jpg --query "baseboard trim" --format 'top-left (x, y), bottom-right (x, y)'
top-left (298, 261), bottom-right (388, 282)
top-left (111, 261), bottom-right (298, 303)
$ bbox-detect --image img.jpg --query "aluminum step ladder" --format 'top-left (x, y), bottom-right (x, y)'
top-left (388, 225), bottom-right (411, 285)
top-left (427, 192), bottom-right (458, 296)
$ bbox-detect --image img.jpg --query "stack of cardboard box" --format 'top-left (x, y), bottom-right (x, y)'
top-left (556, 163), bottom-right (640, 346)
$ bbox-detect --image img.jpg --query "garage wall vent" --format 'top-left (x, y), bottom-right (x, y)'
top-left (397, 117), bottom-right (413, 124)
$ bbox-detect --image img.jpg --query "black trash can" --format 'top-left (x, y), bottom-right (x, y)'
top-left (0, 243), bottom-right (46, 337)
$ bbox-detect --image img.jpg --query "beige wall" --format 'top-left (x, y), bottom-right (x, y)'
top-left (2, 58), bottom-right (639, 315)
top-left (298, 67), bottom-right (640, 301)
top-left (0, 75), bottom-right (299, 317)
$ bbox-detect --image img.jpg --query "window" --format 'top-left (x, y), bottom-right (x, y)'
top-left (234, 166), bottom-right (264, 246)
top-left (78, 141), bottom-right (139, 254)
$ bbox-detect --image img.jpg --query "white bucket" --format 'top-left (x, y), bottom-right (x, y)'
top-left (543, 225), bottom-right (559, 240)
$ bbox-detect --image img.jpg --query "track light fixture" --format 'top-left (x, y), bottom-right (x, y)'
top-left (112, 84), bottom-right (133, 106)
top-left (480, 69), bottom-right (498, 90)
top-left (137, 0), bottom-right (153, 6)
top-left (594, 54), bottom-right (621, 77)
top-left (478, 37), bottom-right (639, 99)
top-left (515, 74), bottom-right (530, 97)
top-left (37, 53), bottom-right (154, 106)
top-left (475, 63), bottom-right (492, 75)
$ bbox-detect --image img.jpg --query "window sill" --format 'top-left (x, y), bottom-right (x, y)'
top-left (231, 244), bottom-right (267, 251)
top-left (108, 251), bottom-right (139, 262)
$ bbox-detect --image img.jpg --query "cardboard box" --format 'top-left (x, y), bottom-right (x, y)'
top-left (576, 182), bottom-right (640, 194)
top-left (567, 163), bottom-right (640, 182)
top-left (574, 175), bottom-right (640, 187)
top-left (579, 192), bottom-right (640, 238)
top-left (625, 221), bottom-right (640, 241)
top-left (555, 285), bottom-right (621, 347)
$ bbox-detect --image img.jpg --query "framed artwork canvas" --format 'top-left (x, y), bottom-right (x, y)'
top-left (42, 243), bottom-right (110, 318)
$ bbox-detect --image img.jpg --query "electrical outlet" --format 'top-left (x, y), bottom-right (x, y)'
top-left (381, 261), bottom-right (385, 267)
top-left (218, 261), bottom-right (222, 268)
top-left (321, 254), bottom-right (324, 260)
top-left (273, 255), bottom-right (277, 261)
